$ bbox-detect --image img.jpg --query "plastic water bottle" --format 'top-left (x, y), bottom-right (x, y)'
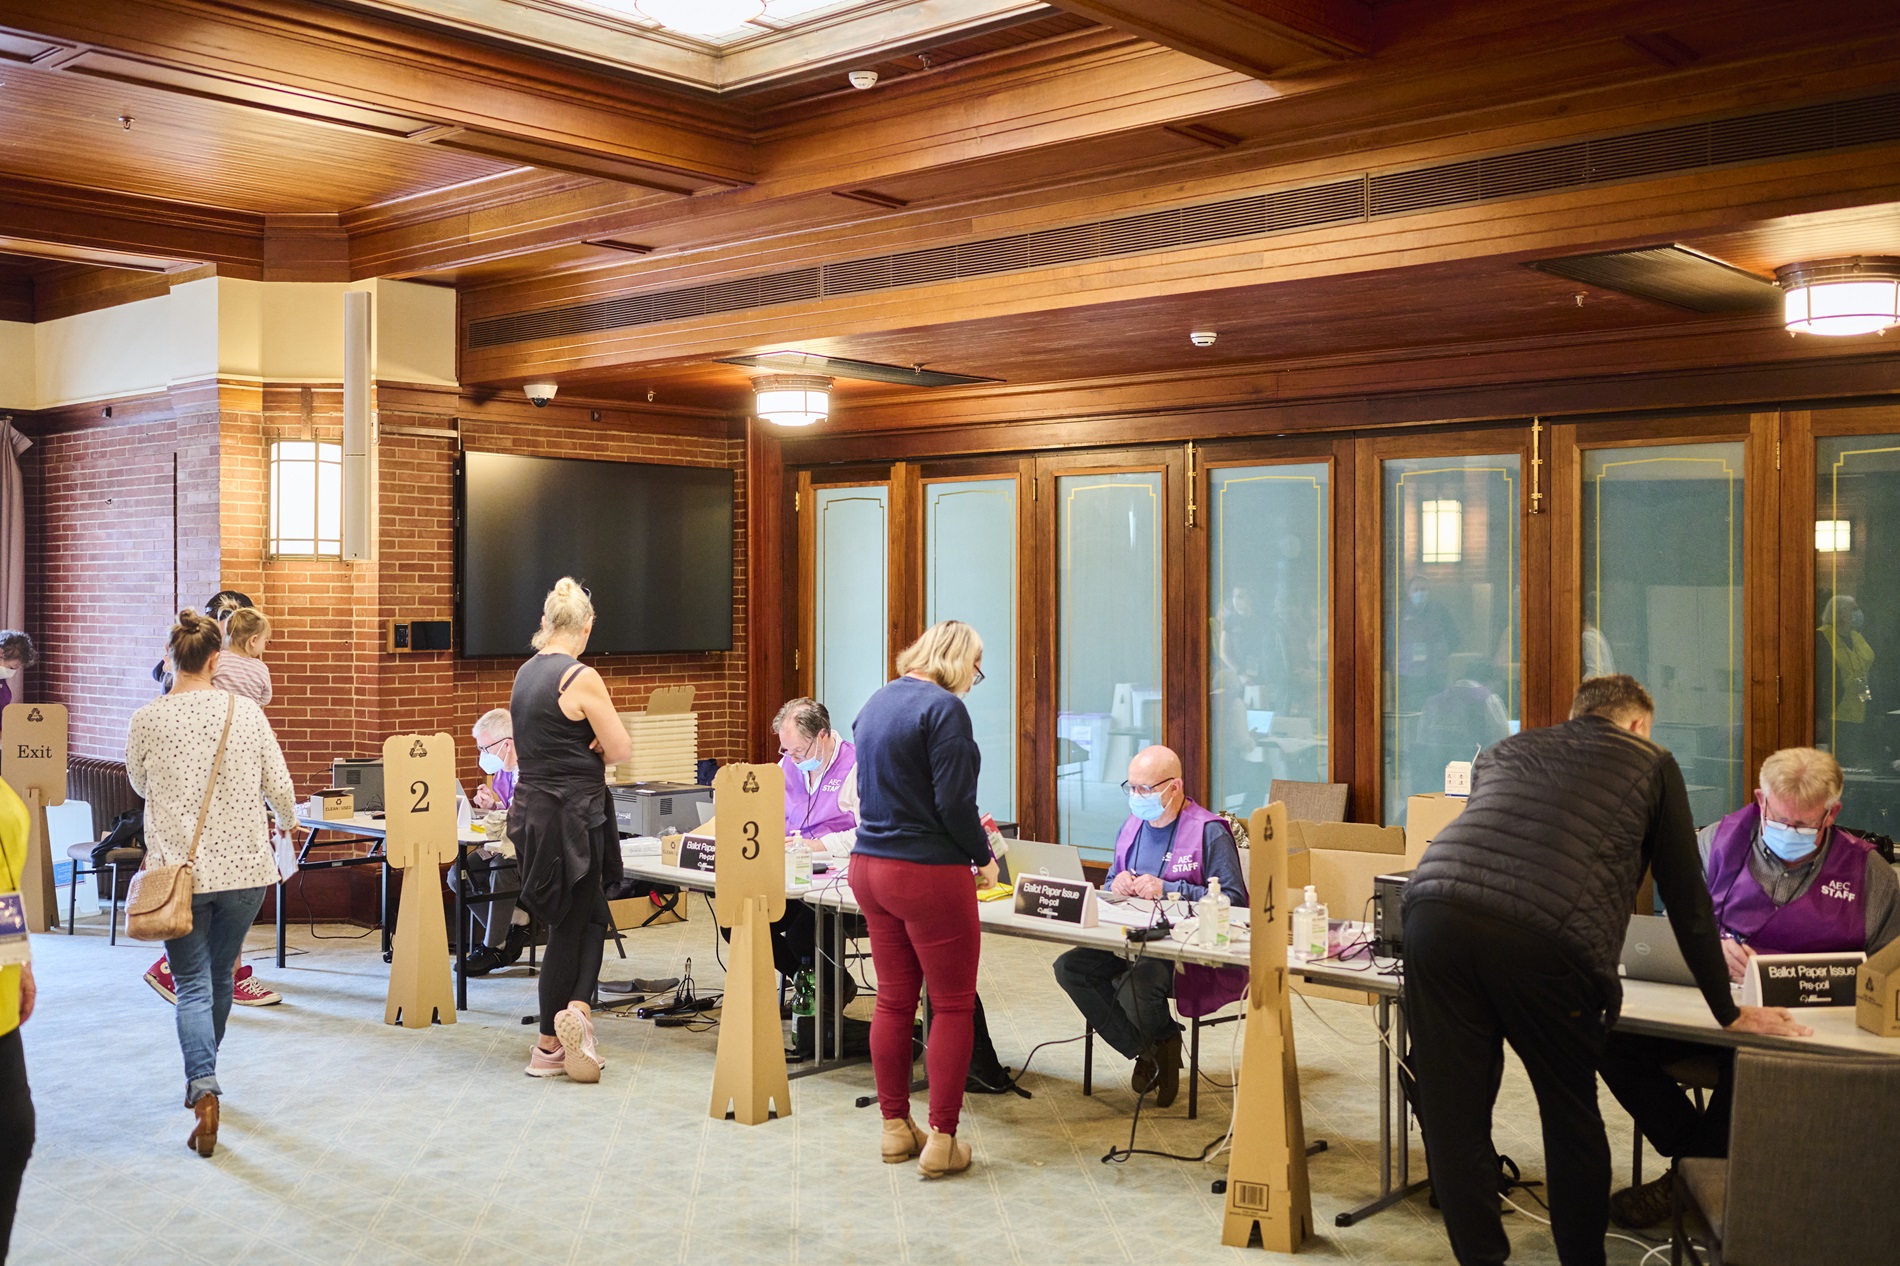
top-left (1291, 886), bottom-right (1327, 962)
top-left (1196, 876), bottom-right (1232, 949)
top-left (786, 838), bottom-right (813, 888)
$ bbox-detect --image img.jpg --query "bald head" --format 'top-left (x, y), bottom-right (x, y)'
top-left (1129, 745), bottom-right (1183, 786)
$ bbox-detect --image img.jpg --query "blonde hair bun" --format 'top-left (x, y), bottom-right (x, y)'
top-left (531, 576), bottom-right (596, 650)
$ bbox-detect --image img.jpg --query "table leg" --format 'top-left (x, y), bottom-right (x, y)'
top-left (276, 873), bottom-right (288, 968)
top-left (379, 849), bottom-right (392, 963)
top-left (454, 842), bottom-right (469, 1012)
top-left (1334, 993), bottom-right (1430, 1227)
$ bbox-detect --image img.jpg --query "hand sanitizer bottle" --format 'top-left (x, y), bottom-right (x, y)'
top-left (1292, 886), bottom-right (1324, 962)
top-left (1196, 877), bottom-right (1232, 949)
top-left (786, 838), bottom-right (813, 888)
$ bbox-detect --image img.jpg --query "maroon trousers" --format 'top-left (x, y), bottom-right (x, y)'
top-left (850, 854), bottom-right (982, 1135)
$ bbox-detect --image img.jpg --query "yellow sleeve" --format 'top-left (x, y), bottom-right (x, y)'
top-left (0, 778), bottom-right (28, 1036)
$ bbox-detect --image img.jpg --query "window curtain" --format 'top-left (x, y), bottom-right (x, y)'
top-left (0, 416), bottom-right (29, 665)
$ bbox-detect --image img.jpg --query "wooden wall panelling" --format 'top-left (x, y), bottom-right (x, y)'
top-left (1047, 0), bottom-right (1370, 78)
top-left (792, 469), bottom-right (816, 705)
top-left (890, 460), bottom-right (923, 670)
top-left (1330, 435), bottom-right (1357, 813)
top-left (1548, 421), bottom-right (1584, 724)
top-left (746, 420), bottom-right (787, 763)
top-left (1744, 410), bottom-right (1783, 785)
top-left (1351, 424), bottom-right (1533, 826)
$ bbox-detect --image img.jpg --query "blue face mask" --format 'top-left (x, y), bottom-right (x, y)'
top-left (1760, 817), bottom-right (1822, 862)
top-left (478, 750), bottom-right (505, 776)
top-left (796, 755), bottom-right (823, 773)
top-left (1128, 792), bottom-right (1166, 822)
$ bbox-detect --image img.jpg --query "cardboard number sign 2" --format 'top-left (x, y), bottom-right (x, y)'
top-left (2, 703), bottom-right (67, 933)
top-left (708, 762), bottom-right (790, 1124)
top-left (381, 733), bottom-right (458, 1028)
top-left (1222, 800), bottom-right (1314, 1251)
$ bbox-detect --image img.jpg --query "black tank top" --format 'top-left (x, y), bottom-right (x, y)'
top-left (510, 652), bottom-right (606, 786)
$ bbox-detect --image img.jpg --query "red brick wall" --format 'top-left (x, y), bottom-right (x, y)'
top-left (23, 385), bottom-right (223, 760)
top-left (25, 381), bottom-right (749, 801)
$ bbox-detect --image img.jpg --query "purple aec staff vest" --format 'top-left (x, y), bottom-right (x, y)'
top-left (1113, 799), bottom-right (1250, 1018)
top-left (782, 741), bottom-right (858, 838)
top-left (1706, 802), bottom-right (1869, 954)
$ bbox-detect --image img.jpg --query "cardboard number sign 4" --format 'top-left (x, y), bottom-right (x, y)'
top-left (381, 733), bottom-right (458, 1029)
top-left (707, 762), bottom-right (791, 1124)
top-left (1222, 800), bottom-right (1314, 1251)
top-left (2, 703), bottom-right (68, 933)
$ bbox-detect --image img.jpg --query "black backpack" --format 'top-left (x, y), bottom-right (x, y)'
top-left (91, 808), bottom-right (144, 866)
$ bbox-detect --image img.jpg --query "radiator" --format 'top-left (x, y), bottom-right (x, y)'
top-left (66, 756), bottom-right (144, 837)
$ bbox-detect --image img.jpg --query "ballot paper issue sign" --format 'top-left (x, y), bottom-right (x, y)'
top-left (1013, 874), bottom-right (1099, 927)
top-left (1742, 952), bottom-right (1865, 1008)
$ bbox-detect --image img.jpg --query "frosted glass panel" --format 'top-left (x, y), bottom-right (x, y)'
top-left (1058, 472), bottom-right (1163, 854)
top-left (1815, 436), bottom-right (1900, 835)
top-left (814, 486), bottom-right (889, 740)
top-left (1384, 455), bottom-right (1520, 825)
top-left (1209, 464), bottom-right (1329, 817)
top-left (926, 479), bottom-right (1017, 820)
top-left (1584, 443), bottom-right (1744, 828)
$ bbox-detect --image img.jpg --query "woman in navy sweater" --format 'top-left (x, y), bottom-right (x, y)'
top-left (852, 620), bottom-right (996, 1178)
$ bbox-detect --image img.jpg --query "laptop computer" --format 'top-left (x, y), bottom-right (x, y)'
top-left (1620, 914), bottom-right (1700, 986)
top-left (1000, 838), bottom-right (1087, 885)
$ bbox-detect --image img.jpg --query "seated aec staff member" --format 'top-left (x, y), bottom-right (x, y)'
top-left (1052, 745), bottom-right (1247, 1110)
top-left (718, 698), bottom-right (860, 990)
top-left (1402, 675), bottom-right (1809, 1266)
top-left (457, 708), bottom-right (531, 976)
top-left (1601, 746), bottom-right (1900, 1228)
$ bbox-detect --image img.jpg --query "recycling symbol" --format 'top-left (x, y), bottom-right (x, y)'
top-left (741, 771), bottom-right (759, 793)
top-left (409, 739), bottom-right (427, 757)
top-left (25, 708), bottom-right (42, 723)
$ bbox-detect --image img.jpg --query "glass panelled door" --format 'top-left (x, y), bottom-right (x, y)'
top-left (925, 477), bottom-right (1018, 821)
top-left (1815, 434), bottom-right (1900, 835)
top-left (1582, 443), bottom-right (1745, 827)
top-left (812, 484), bottom-right (889, 740)
top-left (1383, 455), bottom-right (1522, 824)
top-left (1208, 463), bottom-right (1330, 816)
top-left (1057, 470), bottom-right (1165, 853)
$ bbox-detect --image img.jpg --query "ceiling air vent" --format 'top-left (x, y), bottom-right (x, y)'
top-left (469, 89), bottom-right (1900, 351)
top-left (1528, 245), bottom-right (1780, 313)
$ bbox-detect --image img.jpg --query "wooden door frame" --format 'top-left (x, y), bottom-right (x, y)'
top-left (1353, 423), bottom-right (1545, 826)
top-left (916, 457), bottom-right (1037, 829)
top-left (1032, 446), bottom-right (1188, 847)
top-left (795, 465), bottom-right (900, 739)
top-left (1189, 435), bottom-right (1356, 814)
top-left (1547, 412), bottom-right (1776, 795)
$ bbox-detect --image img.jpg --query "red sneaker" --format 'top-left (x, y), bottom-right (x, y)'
top-left (232, 966), bottom-right (283, 1006)
top-left (144, 957), bottom-right (177, 1004)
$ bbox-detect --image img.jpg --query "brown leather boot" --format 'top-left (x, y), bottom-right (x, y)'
top-left (916, 1129), bottom-right (972, 1179)
top-left (881, 1116), bottom-right (928, 1163)
top-left (1153, 1035), bottom-right (1183, 1109)
top-left (187, 1093), bottom-right (219, 1158)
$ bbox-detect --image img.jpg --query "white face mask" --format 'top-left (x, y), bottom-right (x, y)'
top-left (0, 665), bottom-right (14, 681)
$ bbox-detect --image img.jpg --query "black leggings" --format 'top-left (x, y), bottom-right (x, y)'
top-left (0, 1027), bottom-right (33, 1263)
top-left (538, 874), bottom-right (610, 1037)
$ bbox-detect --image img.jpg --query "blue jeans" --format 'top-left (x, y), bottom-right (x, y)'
top-left (164, 887), bottom-right (266, 1105)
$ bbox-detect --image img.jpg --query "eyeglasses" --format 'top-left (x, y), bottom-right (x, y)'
top-left (1121, 777), bottom-right (1179, 797)
top-left (478, 736), bottom-right (511, 753)
top-left (972, 666), bottom-right (985, 688)
top-left (779, 731), bottom-right (827, 762)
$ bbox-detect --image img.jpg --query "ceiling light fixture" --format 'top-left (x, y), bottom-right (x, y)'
top-left (753, 374), bottom-right (831, 427)
top-left (635, 0), bottom-right (765, 37)
top-left (1777, 257), bottom-right (1900, 337)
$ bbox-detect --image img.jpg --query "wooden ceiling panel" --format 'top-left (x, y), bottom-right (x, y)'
top-left (0, 59), bottom-right (517, 215)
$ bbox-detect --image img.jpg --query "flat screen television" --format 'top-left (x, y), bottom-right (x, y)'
top-left (457, 451), bottom-right (735, 657)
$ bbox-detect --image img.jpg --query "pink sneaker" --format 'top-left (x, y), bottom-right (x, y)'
top-left (232, 966), bottom-right (283, 1007)
top-left (554, 1005), bottom-right (603, 1083)
top-left (525, 1042), bottom-right (567, 1078)
top-left (144, 957), bottom-right (177, 1004)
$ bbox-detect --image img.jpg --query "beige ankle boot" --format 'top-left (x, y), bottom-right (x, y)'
top-left (917, 1128), bottom-right (972, 1178)
top-left (881, 1116), bottom-right (929, 1163)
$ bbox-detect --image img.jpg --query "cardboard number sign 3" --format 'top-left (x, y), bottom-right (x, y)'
top-left (708, 762), bottom-right (790, 1125)
top-left (381, 733), bottom-right (458, 1028)
top-left (2, 703), bottom-right (67, 933)
top-left (1222, 800), bottom-right (1314, 1251)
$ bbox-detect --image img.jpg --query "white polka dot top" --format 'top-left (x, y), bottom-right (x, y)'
top-left (126, 689), bottom-right (299, 893)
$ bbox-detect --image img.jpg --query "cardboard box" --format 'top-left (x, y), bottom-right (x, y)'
top-left (1285, 818), bottom-right (1420, 1007)
top-left (1857, 938), bottom-right (1900, 1036)
top-left (319, 789), bottom-right (354, 820)
top-left (609, 892), bottom-right (688, 933)
top-left (1405, 793), bottom-right (1467, 857)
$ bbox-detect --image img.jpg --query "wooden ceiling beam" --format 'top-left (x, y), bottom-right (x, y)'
top-left (456, 143), bottom-right (1900, 383)
top-left (0, 0), bottom-right (756, 190)
top-left (1048, 0), bottom-right (1372, 78)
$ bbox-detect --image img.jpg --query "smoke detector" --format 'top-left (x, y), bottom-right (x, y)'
top-left (1189, 330), bottom-right (1218, 347)
top-left (847, 69), bottom-right (879, 90)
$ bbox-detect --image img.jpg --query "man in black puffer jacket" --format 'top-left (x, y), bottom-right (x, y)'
top-left (1403, 674), bottom-right (1809, 1266)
